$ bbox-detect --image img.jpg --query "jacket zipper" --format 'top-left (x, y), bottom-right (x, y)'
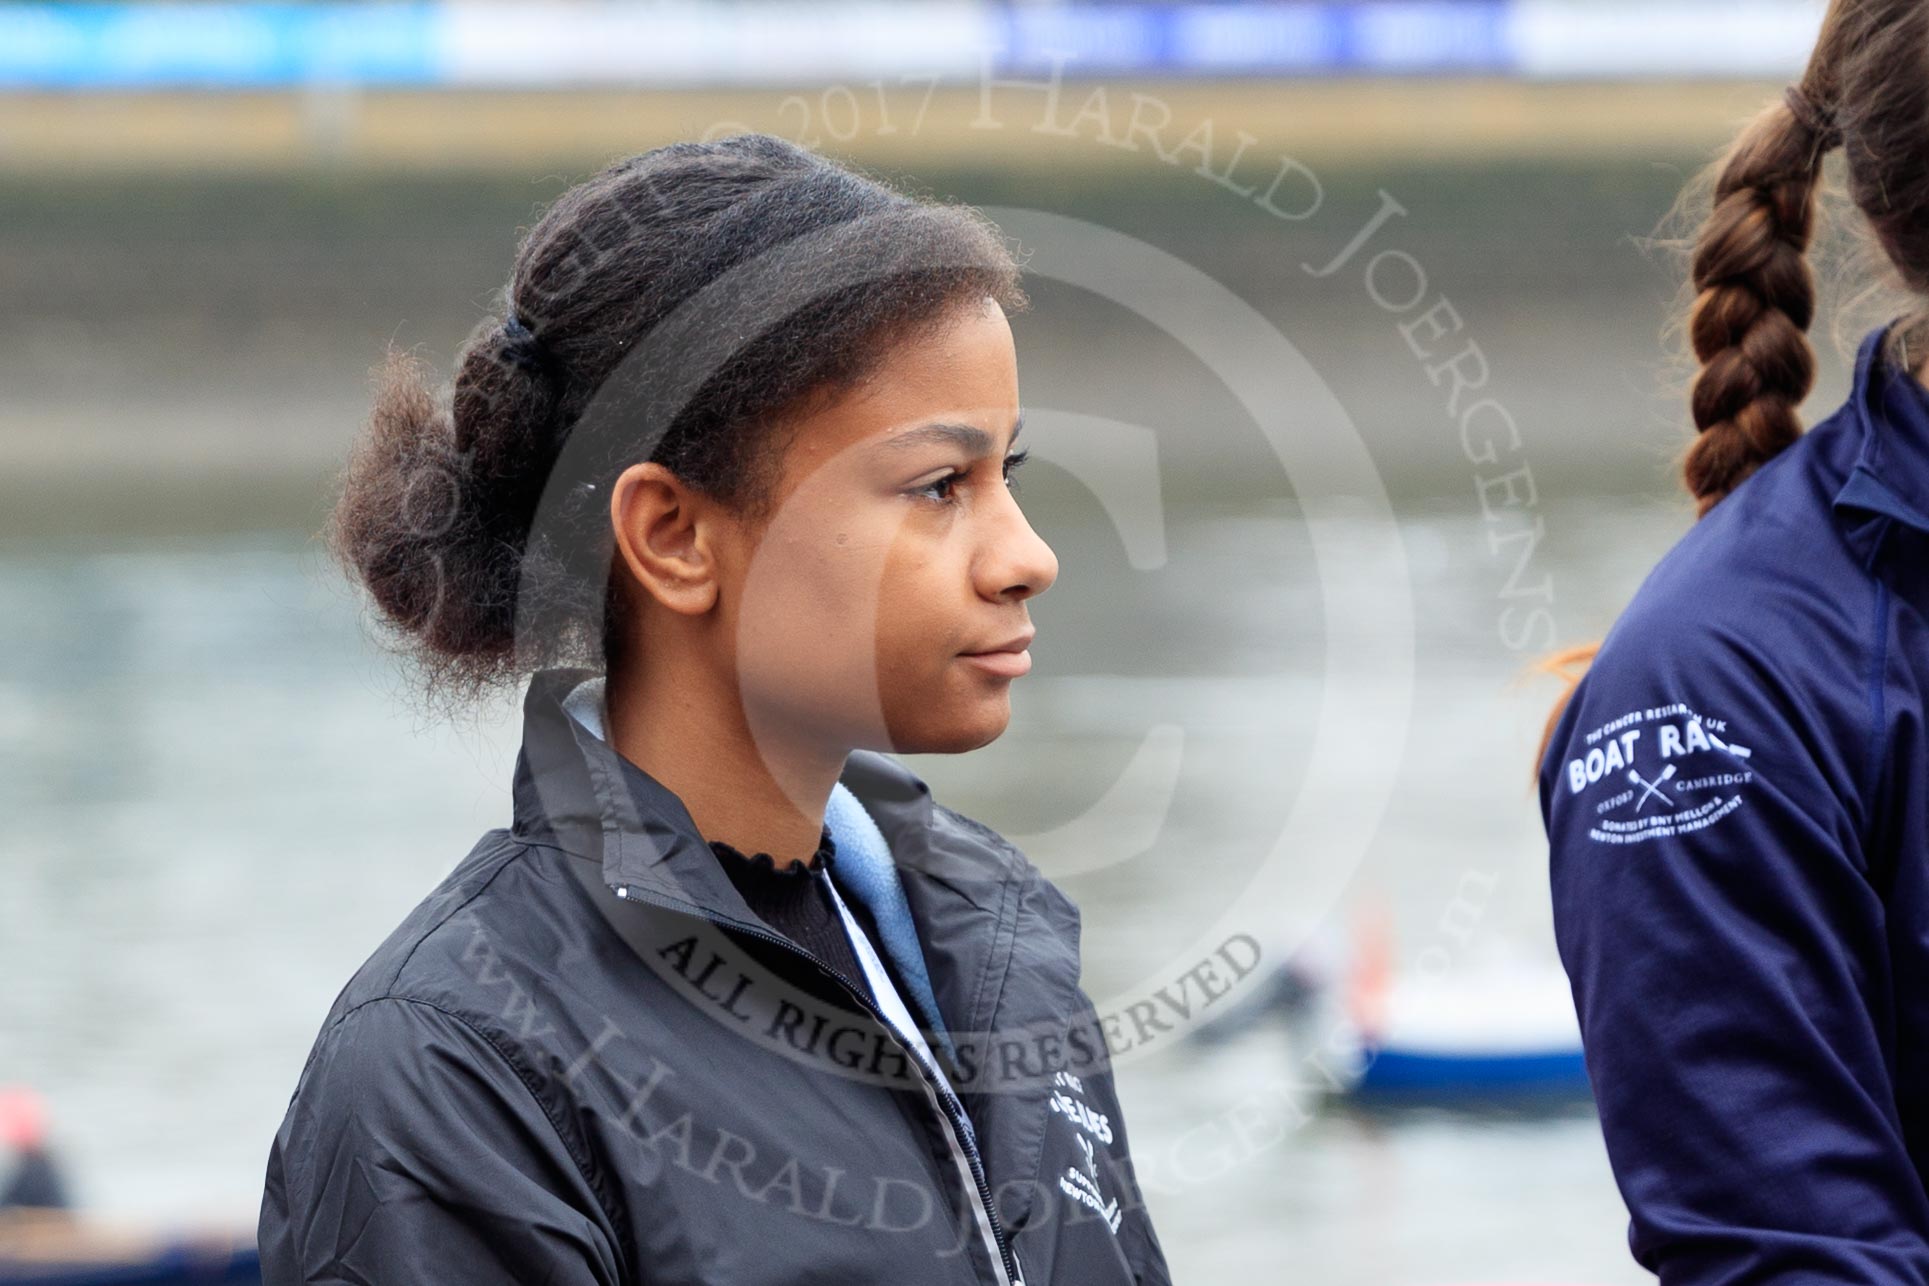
top-left (610, 880), bottom-right (1024, 1286)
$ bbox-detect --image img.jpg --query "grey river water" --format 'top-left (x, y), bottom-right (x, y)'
top-left (0, 155), bottom-right (1784, 1280)
top-left (0, 490), bottom-right (1691, 1283)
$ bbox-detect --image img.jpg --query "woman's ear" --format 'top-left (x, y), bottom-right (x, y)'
top-left (608, 461), bottom-right (722, 617)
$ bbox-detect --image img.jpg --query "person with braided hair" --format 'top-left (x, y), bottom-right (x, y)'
top-left (1538, 4), bottom-right (1929, 1279)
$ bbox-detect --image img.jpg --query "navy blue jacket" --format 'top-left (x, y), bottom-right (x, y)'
top-left (1540, 318), bottom-right (1929, 1280)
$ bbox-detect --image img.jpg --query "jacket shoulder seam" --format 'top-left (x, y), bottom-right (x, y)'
top-left (382, 836), bottom-right (537, 994)
top-left (971, 864), bottom-right (1021, 1039)
top-left (928, 803), bottom-right (1035, 1033)
top-left (1863, 567), bottom-right (1894, 865)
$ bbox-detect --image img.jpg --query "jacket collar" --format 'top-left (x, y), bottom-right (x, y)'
top-left (508, 666), bottom-right (1031, 1038)
top-left (510, 666), bottom-right (743, 919)
top-left (1833, 316), bottom-right (1929, 535)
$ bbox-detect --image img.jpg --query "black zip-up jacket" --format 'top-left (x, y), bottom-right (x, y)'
top-left (258, 666), bottom-right (1171, 1285)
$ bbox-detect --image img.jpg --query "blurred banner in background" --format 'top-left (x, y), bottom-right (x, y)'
top-left (0, 1), bottom-right (1824, 90)
top-left (0, 3), bottom-right (1844, 1284)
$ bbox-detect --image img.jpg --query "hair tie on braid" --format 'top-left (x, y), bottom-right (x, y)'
top-left (501, 310), bottom-right (557, 379)
top-left (1784, 84), bottom-right (1843, 149)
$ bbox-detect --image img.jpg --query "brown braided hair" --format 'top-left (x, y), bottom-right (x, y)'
top-left (1537, 0), bottom-right (1929, 769)
top-left (1681, 78), bottom-right (1839, 514)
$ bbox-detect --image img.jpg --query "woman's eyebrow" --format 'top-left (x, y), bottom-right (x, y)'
top-left (877, 414), bottom-right (1025, 457)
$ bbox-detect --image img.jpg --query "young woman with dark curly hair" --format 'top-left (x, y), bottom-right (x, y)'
top-left (257, 133), bottom-right (1169, 1286)
top-left (1540, 2), bottom-right (1929, 1278)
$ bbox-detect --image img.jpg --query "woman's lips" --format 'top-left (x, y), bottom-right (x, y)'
top-left (958, 647), bottom-right (1032, 678)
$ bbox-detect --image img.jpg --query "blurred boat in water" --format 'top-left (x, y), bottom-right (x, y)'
top-left (0, 1211), bottom-right (258, 1285)
top-left (0, 1085), bottom-right (259, 1284)
top-left (1348, 970), bottom-right (1592, 1103)
top-left (1185, 902), bottom-right (1592, 1106)
top-left (1341, 904), bottom-right (1592, 1106)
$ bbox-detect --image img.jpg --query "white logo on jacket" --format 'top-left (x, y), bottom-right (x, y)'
top-left (1049, 1072), bottom-right (1123, 1234)
top-left (1563, 703), bottom-right (1755, 846)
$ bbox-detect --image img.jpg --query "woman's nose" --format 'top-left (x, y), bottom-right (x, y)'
top-left (984, 488), bottom-right (1058, 601)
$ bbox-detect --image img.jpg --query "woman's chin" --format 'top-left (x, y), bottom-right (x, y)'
top-left (886, 697), bottom-right (1012, 756)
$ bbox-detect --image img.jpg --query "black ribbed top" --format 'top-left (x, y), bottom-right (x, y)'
top-left (707, 823), bottom-right (875, 1007)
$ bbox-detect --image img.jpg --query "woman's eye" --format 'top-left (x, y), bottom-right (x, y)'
top-left (1004, 448), bottom-right (1030, 492)
top-left (914, 472), bottom-right (962, 502)
top-left (912, 450), bottom-right (1030, 504)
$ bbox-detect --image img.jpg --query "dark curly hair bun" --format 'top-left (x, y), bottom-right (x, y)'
top-left (323, 133), bottom-right (1027, 711)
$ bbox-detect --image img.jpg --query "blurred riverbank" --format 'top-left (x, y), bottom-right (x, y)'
top-left (3, 81), bottom-right (1887, 1281)
top-left (5, 137), bottom-right (1886, 543)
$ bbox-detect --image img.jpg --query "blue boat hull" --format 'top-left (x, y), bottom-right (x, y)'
top-left (0, 1245), bottom-right (260, 1285)
top-left (1352, 1045), bottom-right (1592, 1102)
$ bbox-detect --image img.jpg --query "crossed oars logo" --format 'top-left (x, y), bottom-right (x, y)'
top-left (1628, 764), bottom-right (1677, 812)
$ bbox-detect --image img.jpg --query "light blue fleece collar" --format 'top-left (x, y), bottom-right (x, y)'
top-left (819, 780), bottom-right (953, 1061)
top-left (559, 676), bottom-right (953, 1058)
